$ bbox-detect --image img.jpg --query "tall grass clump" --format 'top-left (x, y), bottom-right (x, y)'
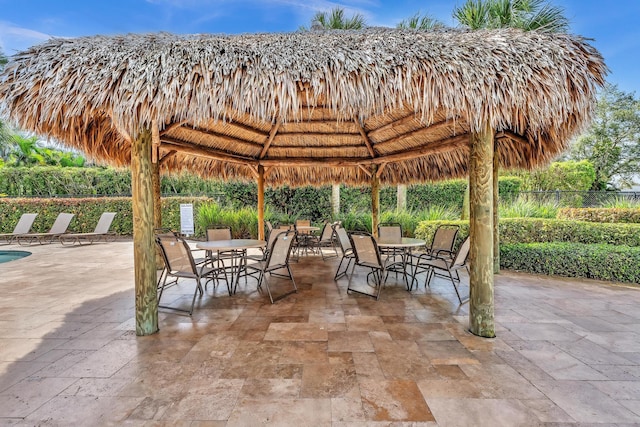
top-left (500, 196), bottom-right (558, 219)
top-left (196, 202), bottom-right (258, 238)
top-left (602, 197), bottom-right (640, 209)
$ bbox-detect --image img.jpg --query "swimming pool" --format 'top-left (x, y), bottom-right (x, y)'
top-left (0, 250), bottom-right (32, 264)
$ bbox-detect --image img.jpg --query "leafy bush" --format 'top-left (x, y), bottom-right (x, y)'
top-left (500, 243), bottom-right (640, 284)
top-left (0, 196), bottom-right (211, 236)
top-left (196, 202), bottom-right (258, 238)
top-left (414, 218), bottom-right (640, 247)
top-left (557, 207), bottom-right (640, 223)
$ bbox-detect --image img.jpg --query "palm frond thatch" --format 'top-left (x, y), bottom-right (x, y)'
top-left (0, 28), bottom-right (606, 186)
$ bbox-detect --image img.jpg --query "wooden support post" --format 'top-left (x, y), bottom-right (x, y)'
top-left (493, 144), bottom-right (500, 274)
top-left (152, 124), bottom-right (162, 232)
top-left (151, 124), bottom-right (163, 268)
top-left (331, 184), bottom-right (340, 218)
top-left (468, 123), bottom-right (495, 338)
top-left (257, 165), bottom-right (265, 240)
top-left (371, 165), bottom-right (380, 238)
top-left (132, 128), bottom-right (158, 336)
top-left (397, 184), bottom-right (407, 211)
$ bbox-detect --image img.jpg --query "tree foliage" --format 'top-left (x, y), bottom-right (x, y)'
top-left (397, 13), bottom-right (445, 30)
top-left (515, 160), bottom-right (596, 191)
top-left (302, 7), bottom-right (366, 31)
top-left (567, 84), bottom-right (640, 190)
top-left (453, 0), bottom-right (569, 32)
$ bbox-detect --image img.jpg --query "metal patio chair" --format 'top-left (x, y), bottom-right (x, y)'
top-left (334, 225), bottom-right (355, 280)
top-left (247, 230), bottom-right (297, 303)
top-left (416, 236), bottom-right (471, 303)
top-left (155, 234), bottom-right (227, 315)
top-left (347, 231), bottom-right (387, 300)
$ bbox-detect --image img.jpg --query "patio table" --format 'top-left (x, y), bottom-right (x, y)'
top-left (376, 237), bottom-right (426, 290)
top-left (196, 239), bottom-right (266, 293)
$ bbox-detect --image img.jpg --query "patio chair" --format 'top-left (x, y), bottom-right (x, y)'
top-left (312, 221), bottom-right (339, 260)
top-left (247, 230), bottom-right (297, 303)
top-left (16, 213), bottom-right (75, 245)
top-left (59, 212), bottom-right (117, 246)
top-left (0, 213), bottom-right (37, 245)
top-left (347, 231), bottom-right (387, 300)
top-left (334, 225), bottom-right (355, 280)
top-left (410, 224), bottom-right (459, 289)
top-left (414, 236), bottom-right (471, 303)
top-left (155, 234), bottom-right (227, 315)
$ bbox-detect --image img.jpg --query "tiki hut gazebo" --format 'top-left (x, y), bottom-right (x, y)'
top-left (0, 28), bottom-right (605, 338)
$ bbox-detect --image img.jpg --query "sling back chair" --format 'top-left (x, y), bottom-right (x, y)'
top-left (334, 225), bottom-right (355, 281)
top-left (415, 236), bottom-right (471, 303)
top-left (247, 230), bottom-right (297, 303)
top-left (410, 224), bottom-right (459, 290)
top-left (155, 234), bottom-right (228, 315)
top-left (0, 213), bottom-right (37, 244)
top-left (347, 231), bottom-right (387, 300)
top-left (313, 221), bottom-right (339, 260)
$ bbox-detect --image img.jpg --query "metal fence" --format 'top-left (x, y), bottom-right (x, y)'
top-left (517, 191), bottom-right (640, 208)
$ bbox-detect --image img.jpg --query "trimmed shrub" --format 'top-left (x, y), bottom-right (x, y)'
top-left (414, 218), bottom-right (640, 247)
top-left (500, 243), bottom-right (640, 284)
top-left (557, 208), bottom-right (640, 224)
top-left (0, 196), bottom-right (212, 236)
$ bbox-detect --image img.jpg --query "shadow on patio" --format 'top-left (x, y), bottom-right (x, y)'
top-left (0, 241), bottom-right (639, 425)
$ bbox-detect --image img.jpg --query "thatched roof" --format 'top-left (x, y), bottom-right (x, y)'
top-left (0, 28), bottom-right (605, 186)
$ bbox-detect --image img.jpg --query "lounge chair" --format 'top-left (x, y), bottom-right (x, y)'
top-left (16, 213), bottom-right (75, 245)
top-left (59, 212), bottom-right (117, 246)
top-left (0, 213), bottom-right (38, 245)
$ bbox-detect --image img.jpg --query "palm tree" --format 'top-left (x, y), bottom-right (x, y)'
top-left (453, 0), bottom-right (569, 33)
top-left (302, 7), bottom-right (367, 216)
top-left (397, 12), bottom-right (446, 30)
top-left (304, 7), bottom-right (366, 31)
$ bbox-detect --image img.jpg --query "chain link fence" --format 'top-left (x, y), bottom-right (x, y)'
top-left (517, 191), bottom-right (640, 208)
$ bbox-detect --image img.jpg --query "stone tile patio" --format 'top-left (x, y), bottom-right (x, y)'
top-left (0, 241), bottom-right (639, 426)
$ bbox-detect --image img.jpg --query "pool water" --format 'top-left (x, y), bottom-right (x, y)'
top-left (0, 250), bottom-right (32, 264)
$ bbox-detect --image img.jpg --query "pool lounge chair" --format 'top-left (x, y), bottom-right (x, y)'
top-left (59, 212), bottom-right (117, 246)
top-left (16, 213), bottom-right (75, 245)
top-left (0, 213), bottom-right (38, 245)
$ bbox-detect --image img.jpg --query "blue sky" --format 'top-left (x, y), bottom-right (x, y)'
top-left (0, 0), bottom-right (638, 95)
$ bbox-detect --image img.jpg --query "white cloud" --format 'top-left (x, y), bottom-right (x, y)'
top-left (0, 21), bottom-right (52, 55)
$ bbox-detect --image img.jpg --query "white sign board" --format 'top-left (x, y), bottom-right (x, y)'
top-left (180, 204), bottom-right (194, 236)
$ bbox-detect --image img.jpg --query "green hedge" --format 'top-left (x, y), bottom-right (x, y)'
top-left (557, 208), bottom-right (640, 224)
top-left (414, 218), bottom-right (640, 247)
top-left (500, 243), bottom-right (640, 283)
top-left (0, 197), bottom-right (212, 236)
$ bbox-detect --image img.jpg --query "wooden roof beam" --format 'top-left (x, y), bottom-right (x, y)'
top-left (374, 118), bottom-right (462, 150)
top-left (187, 126), bottom-right (263, 150)
top-left (159, 150), bottom-right (177, 165)
top-left (354, 120), bottom-right (376, 158)
top-left (159, 121), bottom-right (187, 136)
top-left (367, 114), bottom-right (419, 139)
top-left (260, 122), bottom-right (280, 159)
top-left (161, 136), bottom-right (256, 166)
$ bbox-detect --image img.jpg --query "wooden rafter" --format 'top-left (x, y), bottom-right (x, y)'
top-left (161, 137), bottom-right (254, 165)
top-left (259, 122), bottom-right (280, 159)
top-left (276, 131), bottom-right (360, 137)
top-left (247, 164), bottom-right (259, 178)
top-left (358, 164), bottom-right (373, 177)
top-left (367, 114), bottom-right (418, 139)
top-left (354, 120), bottom-right (376, 158)
top-left (376, 163), bottom-right (387, 178)
top-left (496, 130), bottom-right (529, 145)
top-left (186, 126), bottom-right (263, 150)
top-left (159, 121), bottom-right (186, 136)
top-left (374, 118), bottom-right (457, 150)
top-left (159, 150), bottom-right (177, 165)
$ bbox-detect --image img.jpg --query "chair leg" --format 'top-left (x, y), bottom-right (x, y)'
top-left (334, 255), bottom-right (351, 280)
top-left (447, 269), bottom-right (463, 303)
